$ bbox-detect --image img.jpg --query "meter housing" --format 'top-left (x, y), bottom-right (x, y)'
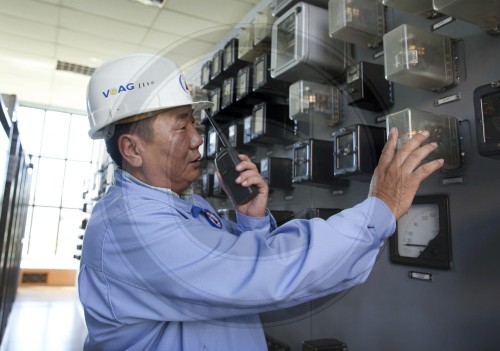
top-left (260, 157), bottom-right (293, 189)
top-left (473, 81), bottom-right (500, 159)
top-left (292, 139), bottom-right (347, 187)
top-left (333, 124), bottom-right (386, 181)
top-left (382, 0), bottom-right (438, 18)
top-left (386, 108), bottom-right (462, 170)
top-left (289, 80), bottom-right (341, 126)
top-left (433, 0), bottom-right (500, 35)
top-left (346, 61), bottom-right (393, 112)
top-left (271, 2), bottom-right (348, 83)
top-left (328, 0), bottom-right (385, 48)
top-left (383, 24), bottom-right (456, 92)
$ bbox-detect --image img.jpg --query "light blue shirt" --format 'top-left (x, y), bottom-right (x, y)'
top-left (78, 169), bottom-right (395, 350)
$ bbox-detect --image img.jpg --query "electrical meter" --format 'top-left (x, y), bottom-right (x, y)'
top-left (289, 80), bottom-right (341, 126)
top-left (250, 103), bottom-right (295, 144)
top-left (328, 0), bottom-right (385, 48)
top-left (243, 115), bottom-right (253, 144)
top-left (210, 50), bottom-right (225, 83)
top-left (292, 139), bottom-right (347, 187)
top-left (473, 81), bottom-right (500, 159)
top-left (346, 61), bottom-right (393, 112)
top-left (271, 2), bottom-right (348, 83)
top-left (260, 157), bottom-right (293, 189)
top-left (383, 24), bottom-right (456, 92)
top-left (238, 24), bottom-right (256, 63)
top-left (238, 8), bottom-right (274, 63)
top-left (433, 0), bottom-right (500, 35)
top-left (382, 0), bottom-right (438, 18)
top-left (223, 38), bottom-right (246, 74)
top-left (272, 0), bottom-right (328, 17)
top-left (227, 121), bottom-right (253, 151)
top-left (252, 53), bottom-right (289, 97)
top-left (236, 65), bottom-right (253, 102)
top-left (332, 124), bottom-right (386, 181)
top-left (221, 77), bottom-right (236, 111)
top-left (385, 108), bottom-right (462, 170)
top-left (390, 194), bottom-right (452, 270)
top-left (253, 7), bottom-right (274, 49)
top-left (221, 72), bottom-right (253, 116)
top-left (208, 88), bottom-right (221, 116)
top-left (201, 60), bottom-right (214, 89)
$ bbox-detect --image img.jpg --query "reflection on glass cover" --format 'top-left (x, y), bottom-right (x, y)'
top-left (276, 13), bottom-right (296, 69)
top-left (386, 108), bottom-right (461, 170)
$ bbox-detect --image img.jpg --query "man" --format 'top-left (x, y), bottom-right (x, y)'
top-left (79, 53), bottom-right (443, 350)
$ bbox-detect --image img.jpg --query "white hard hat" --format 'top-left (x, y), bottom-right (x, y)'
top-left (86, 53), bottom-right (212, 139)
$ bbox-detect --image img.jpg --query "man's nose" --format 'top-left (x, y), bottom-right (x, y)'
top-left (190, 127), bottom-right (203, 148)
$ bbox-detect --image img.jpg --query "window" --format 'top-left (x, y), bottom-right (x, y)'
top-left (17, 106), bottom-right (100, 269)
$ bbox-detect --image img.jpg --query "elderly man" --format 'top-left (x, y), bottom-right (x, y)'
top-left (78, 53), bottom-right (443, 350)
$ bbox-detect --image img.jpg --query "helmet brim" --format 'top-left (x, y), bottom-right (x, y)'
top-left (193, 101), bottom-right (213, 112)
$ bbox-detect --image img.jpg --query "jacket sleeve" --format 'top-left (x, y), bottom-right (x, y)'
top-left (79, 196), bottom-right (395, 323)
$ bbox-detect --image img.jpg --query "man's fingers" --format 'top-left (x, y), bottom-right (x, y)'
top-left (394, 130), bottom-right (431, 162)
top-left (414, 158), bottom-right (445, 180)
top-left (401, 142), bottom-right (438, 172)
top-left (235, 154), bottom-right (257, 173)
top-left (378, 127), bottom-right (398, 167)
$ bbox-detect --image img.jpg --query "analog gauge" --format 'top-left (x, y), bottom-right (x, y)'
top-left (396, 203), bottom-right (439, 258)
top-left (390, 194), bottom-right (452, 270)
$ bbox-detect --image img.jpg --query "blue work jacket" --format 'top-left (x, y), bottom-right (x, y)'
top-left (78, 169), bottom-right (395, 350)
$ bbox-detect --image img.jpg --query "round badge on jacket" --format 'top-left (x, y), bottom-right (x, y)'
top-left (203, 209), bottom-right (222, 229)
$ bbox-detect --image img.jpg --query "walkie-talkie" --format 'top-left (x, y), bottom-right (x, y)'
top-left (204, 109), bottom-right (259, 205)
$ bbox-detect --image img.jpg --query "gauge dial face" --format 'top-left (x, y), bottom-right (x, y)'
top-left (397, 203), bottom-right (439, 258)
top-left (390, 194), bottom-right (451, 270)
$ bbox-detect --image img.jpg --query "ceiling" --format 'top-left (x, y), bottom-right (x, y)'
top-left (0, 0), bottom-right (265, 114)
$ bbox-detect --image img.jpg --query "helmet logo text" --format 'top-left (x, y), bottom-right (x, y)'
top-left (102, 83), bottom-right (135, 98)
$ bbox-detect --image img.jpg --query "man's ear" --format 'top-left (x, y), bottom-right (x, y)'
top-left (118, 134), bottom-right (143, 168)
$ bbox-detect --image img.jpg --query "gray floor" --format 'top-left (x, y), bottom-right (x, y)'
top-left (0, 286), bottom-right (87, 351)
